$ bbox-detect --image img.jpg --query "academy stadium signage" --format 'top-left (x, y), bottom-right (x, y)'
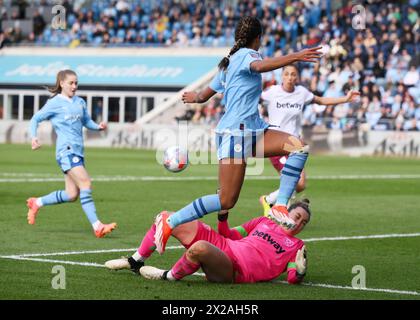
top-left (0, 55), bottom-right (220, 87)
top-left (1, 120), bottom-right (420, 158)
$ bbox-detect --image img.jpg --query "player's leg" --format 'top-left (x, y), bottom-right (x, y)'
top-left (133, 218), bottom-right (199, 265)
top-left (140, 240), bottom-right (235, 283)
top-left (260, 155), bottom-right (284, 216)
top-left (26, 175), bottom-right (78, 225)
top-left (296, 169), bottom-right (306, 193)
top-left (67, 165), bottom-right (116, 237)
top-left (257, 129), bottom-right (309, 228)
top-left (154, 158), bottom-right (246, 254)
top-left (105, 215), bottom-right (200, 274)
top-left (264, 169), bottom-right (306, 207)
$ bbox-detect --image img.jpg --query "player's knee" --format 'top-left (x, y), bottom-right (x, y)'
top-left (219, 194), bottom-right (238, 210)
top-left (187, 240), bottom-right (210, 259)
top-left (284, 136), bottom-right (309, 154)
top-left (79, 179), bottom-right (92, 190)
top-left (296, 181), bottom-right (306, 193)
top-left (67, 192), bottom-right (79, 202)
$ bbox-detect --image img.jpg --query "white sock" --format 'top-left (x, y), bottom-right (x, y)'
top-left (132, 251), bottom-right (145, 262)
top-left (266, 189), bottom-right (279, 205)
top-left (36, 198), bottom-right (43, 207)
top-left (166, 270), bottom-right (176, 281)
top-left (92, 220), bottom-right (102, 231)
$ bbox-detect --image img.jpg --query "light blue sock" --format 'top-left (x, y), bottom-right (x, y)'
top-left (40, 190), bottom-right (71, 206)
top-left (276, 152), bottom-right (308, 206)
top-left (167, 194), bottom-right (221, 228)
top-left (80, 189), bottom-right (99, 224)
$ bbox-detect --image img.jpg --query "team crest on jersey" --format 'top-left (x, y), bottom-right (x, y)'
top-left (283, 238), bottom-right (295, 248)
top-left (72, 156), bottom-right (80, 164)
top-left (234, 143), bottom-right (242, 152)
top-left (250, 52), bottom-right (260, 59)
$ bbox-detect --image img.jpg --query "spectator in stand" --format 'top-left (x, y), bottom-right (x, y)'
top-left (2, 0), bottom-right (418, 131)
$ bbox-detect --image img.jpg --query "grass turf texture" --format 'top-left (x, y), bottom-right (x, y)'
top-left (0, 144), bottom-right (419, 300)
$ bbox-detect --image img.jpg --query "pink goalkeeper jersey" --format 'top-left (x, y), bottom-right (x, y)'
top-left (221, 217), bottom-right (304, 283)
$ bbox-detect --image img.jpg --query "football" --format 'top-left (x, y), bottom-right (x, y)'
top-left (163, 146), bottom-right (189, 173)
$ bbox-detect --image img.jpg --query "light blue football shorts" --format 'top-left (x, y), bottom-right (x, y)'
top-left (215, 128), bottom-right (266, 161)
top-left (56, 153), bottom-right (85, 174)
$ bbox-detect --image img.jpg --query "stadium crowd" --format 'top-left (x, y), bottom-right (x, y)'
top-left (1, 0), bottom-right (419, 131)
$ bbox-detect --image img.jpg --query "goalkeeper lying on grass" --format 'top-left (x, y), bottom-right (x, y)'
top-left (105, 199), bottom-right (310, 284)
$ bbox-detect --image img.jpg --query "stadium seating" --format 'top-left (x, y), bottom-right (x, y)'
top-left (0, 0), bottom-right (418, 131)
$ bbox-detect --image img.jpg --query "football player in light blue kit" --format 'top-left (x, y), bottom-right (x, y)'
top-left (154, 16), bottom-right (323, 254)
top-left (27, 69), bottom-right (117, 238)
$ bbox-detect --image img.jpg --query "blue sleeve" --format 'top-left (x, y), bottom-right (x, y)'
top-left (81, 99), bottom-right (100, 130)
top-left (29, 100), bottom-right (55, 138)
top-left (209, 71), bottom-right (225, 93)
top-left (241, 50), bottom-right (262, 74)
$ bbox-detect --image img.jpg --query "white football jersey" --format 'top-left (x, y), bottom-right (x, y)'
top-left (261, 84), bottom-right (314, 137)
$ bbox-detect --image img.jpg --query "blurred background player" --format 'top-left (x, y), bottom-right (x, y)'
top-left (105, 199), bottom-right (310, 284)
top-left (259, 64), bottom-right (360, 216)
top-left (154, 16), bottom-right (322, 254)
top-left (27, 69), bottom-right (117, 238)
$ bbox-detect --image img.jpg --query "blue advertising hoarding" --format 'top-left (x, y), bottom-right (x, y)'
top-left (0, 55), bottom-right (220, 87)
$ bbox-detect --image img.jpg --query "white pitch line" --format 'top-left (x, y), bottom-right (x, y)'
top-left (0, 255), bottom-right (105, 268)
top-left (303, 232), bottom-right (420, 242)
top-left (274, 280), bottom-right (419, 296)
top-left (11, 245), bottom-right (184, 258)
top-left (1, 174), bottom-right (420, 183)
top-left (0, 173), bottom-right (60, 177)
top-left (4, 232), bottom-right (420, 258)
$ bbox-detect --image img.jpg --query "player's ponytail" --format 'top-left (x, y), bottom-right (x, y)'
top-left (218, 16), bottom-right (262, 71)
top-left (46, 69), bottom-right (77, 98)
top-left (288, 198), bottom-right (312, 221)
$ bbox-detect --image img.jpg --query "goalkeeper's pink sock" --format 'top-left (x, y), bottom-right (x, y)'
top-left (136, 224), bottom-right (157, 260)
top-left (167, 253), bottom-right (200, 280)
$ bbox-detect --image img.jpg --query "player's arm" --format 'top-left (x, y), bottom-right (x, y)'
top-left (29, 102), bottom-right (55, 150)
top-left (286, 245), bottom-right (307, 284)
top-left (312, 90), bottom-right (360, 106)
top-left (250, 47), bottom-right (323, 73)
top-left (217, 212), bottom-right (265, 240)
top-left (182, 70), bottom-right (223, 104)
top-left (82, 102), bottom-right (106, 131)
top-left (217, 211), bottom-right (243, 240)
top-left (182, 87), bottom-right (216, 104)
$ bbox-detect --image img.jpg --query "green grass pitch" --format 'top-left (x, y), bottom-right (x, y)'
top-left (0, 144), bottom-right (419, 300)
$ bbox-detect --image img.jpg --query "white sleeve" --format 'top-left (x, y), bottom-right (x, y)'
top-left (261, 87), bottom-right (274, 101)
top-left (301, 87), bottom-right (314, 105)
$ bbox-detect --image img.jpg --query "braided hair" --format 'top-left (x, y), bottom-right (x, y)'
top-left (218, 16), bottom-right (263, 71)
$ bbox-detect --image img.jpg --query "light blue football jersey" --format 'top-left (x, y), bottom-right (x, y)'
top-left (30, 94), bottom-right (100, 159)
top-left (210, 47), bottom-right (268, 133)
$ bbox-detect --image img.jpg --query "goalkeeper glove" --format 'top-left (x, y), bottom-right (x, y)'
top-left (296, 245), bottom-right (307, 277)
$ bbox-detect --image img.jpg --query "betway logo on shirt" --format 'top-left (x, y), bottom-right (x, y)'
top-left (276, 102), bottom-right (304, 109)
top-left (251, 230), bottom-right (286, 254)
